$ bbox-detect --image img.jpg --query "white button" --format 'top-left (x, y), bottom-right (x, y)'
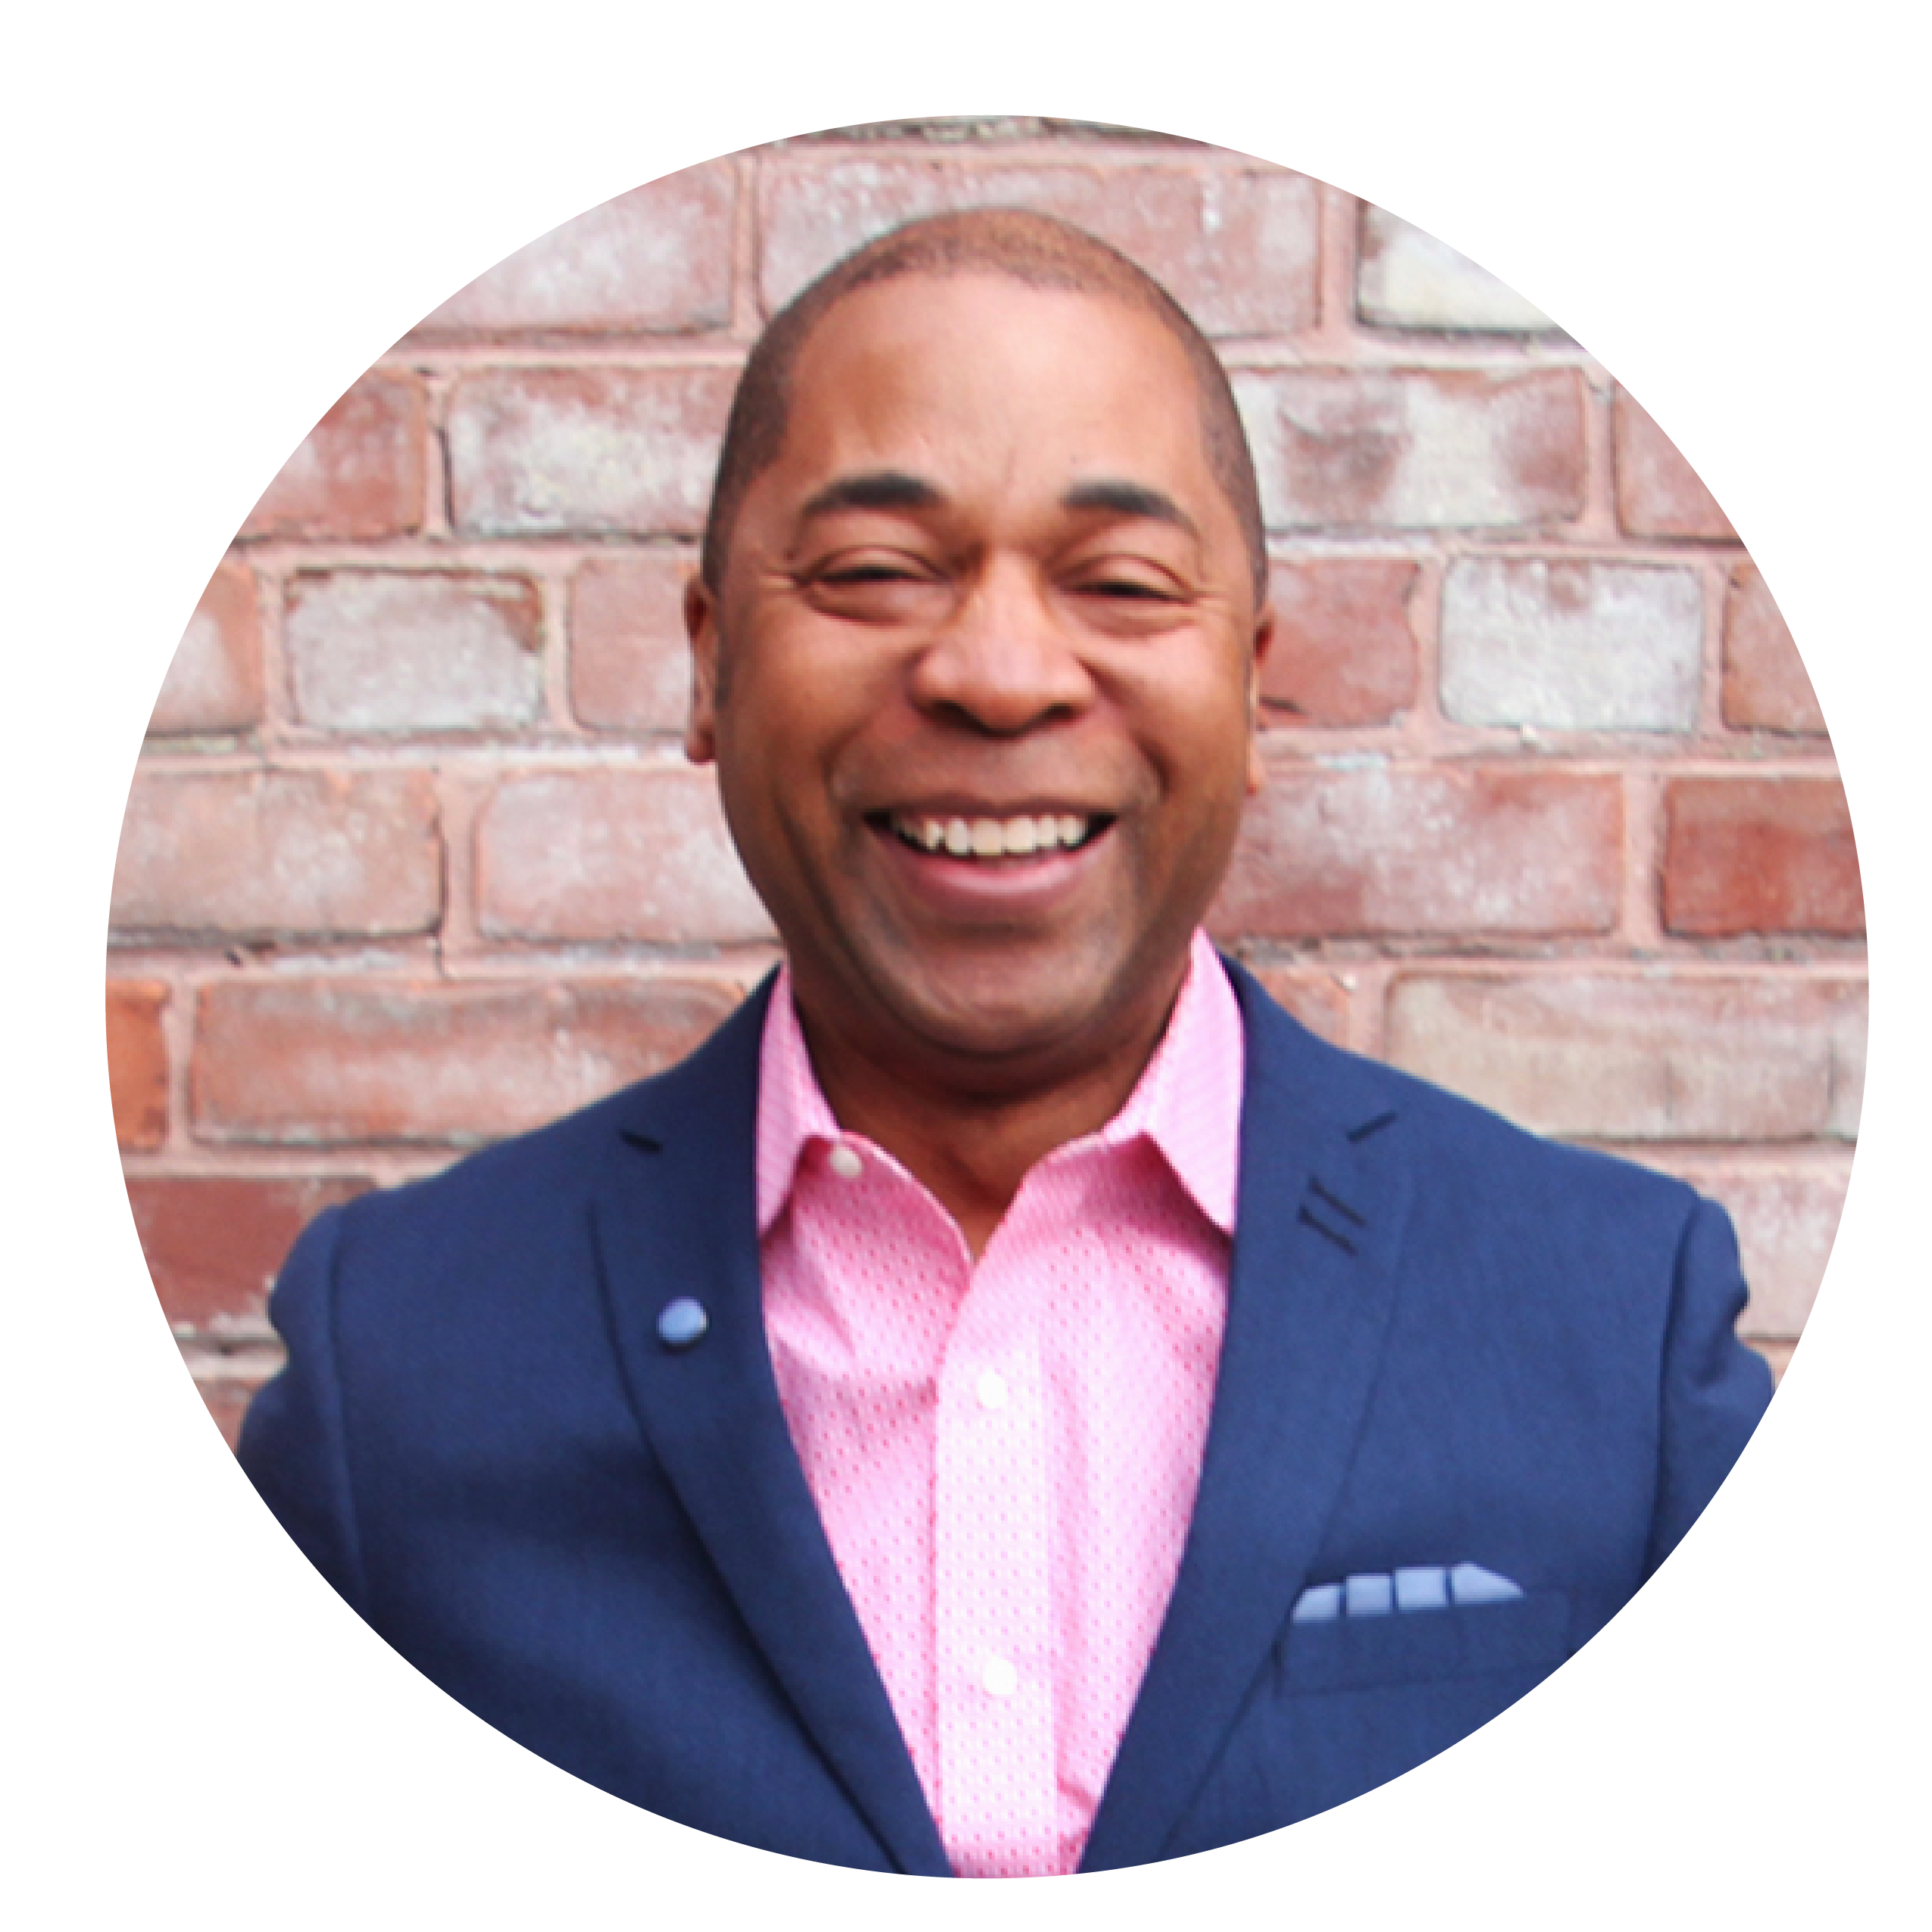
top-left (976, 1371), bottom-right (1008, 1411)
top-left (827, 1144), bottom-right (864, 1180)
top-left (981, 1656), bottom-right (1019, 1698)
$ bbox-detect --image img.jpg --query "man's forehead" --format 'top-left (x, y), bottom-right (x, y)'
top-left (703, 229), bottom-right (1275, 602)
top-left (786, 270), bottom-right (1196, 410)
top-left (771, 273), bottom-right (1216, 489)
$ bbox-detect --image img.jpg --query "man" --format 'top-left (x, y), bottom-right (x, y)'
top-left (239, 209), bottom-right (1771, 1878)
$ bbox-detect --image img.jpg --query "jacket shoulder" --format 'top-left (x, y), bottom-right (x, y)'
top-left (257, 978), bottom-right (770, 1405)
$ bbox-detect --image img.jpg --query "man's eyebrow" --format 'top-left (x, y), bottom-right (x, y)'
top-left (1060, 479), bottom-right (1200, 539)
top-left (799, 470), bottom-right (946, 520)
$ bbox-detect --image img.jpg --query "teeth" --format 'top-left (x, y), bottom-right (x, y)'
top-left (891, 812), bottom-right (1098, 858)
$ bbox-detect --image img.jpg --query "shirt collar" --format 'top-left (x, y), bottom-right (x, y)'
top-left (755, 927), bottom-right (1244, 1239)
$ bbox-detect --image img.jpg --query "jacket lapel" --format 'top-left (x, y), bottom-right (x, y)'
top-left (587, 983), bottom-right (952, 1878)
top-left (1080, 962), bottom-right (1415, 1871)
top-left (586, 961), bottom-right (1411, 1877)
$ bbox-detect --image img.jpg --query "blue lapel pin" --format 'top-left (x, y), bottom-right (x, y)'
top-left (657, 1297), bottom-right (710, 1349)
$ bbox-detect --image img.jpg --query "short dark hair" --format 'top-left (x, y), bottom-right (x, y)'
top-left (699, 208), bottom-right (1268, 607)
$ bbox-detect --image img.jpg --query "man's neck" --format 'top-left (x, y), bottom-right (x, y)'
top-left (792, 967), bottom-right (1189, 1260)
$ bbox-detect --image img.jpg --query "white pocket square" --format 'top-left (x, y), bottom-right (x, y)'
top-left (1291, 1562), bottom-right (1523, 1623)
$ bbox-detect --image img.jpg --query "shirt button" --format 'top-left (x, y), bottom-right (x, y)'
top-left (981, 1656), bottom-right (1019, 1698)
top-left (976, 1370), bottom-right (1008, 1411)
top-left (827, 1143), bottom-right (864, 1180)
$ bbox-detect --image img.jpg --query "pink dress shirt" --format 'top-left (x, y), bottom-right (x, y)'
top-left (757, 930), bottom-right (1244, 1878)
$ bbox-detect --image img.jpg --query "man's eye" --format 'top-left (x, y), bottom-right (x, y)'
top-left (822, 564), bottom-right (919, 585)
top-left (1078, 575), bottom-right (1180, 602)
top-left (805, 552), bottom-right (939, 589)
top-left (799, 558), bottom-right (950, 621)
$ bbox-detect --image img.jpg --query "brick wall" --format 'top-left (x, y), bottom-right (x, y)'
top-left (106, 119), bottom-right (1862, 1444)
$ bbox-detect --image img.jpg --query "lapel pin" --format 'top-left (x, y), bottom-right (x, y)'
top-left (657, 1297), bottom-right (709, 1349)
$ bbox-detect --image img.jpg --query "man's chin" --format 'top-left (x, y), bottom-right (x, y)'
top-left (859, 953), bottom-right (1168, 1084)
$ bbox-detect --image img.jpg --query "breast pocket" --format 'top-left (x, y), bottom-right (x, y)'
top-left (1166, 1590), bottom-right (1580, 1860)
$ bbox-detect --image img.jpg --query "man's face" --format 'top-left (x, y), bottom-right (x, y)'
top-left (687, 271), bottom-right (1271, 1089)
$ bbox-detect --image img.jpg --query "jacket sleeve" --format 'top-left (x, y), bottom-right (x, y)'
top-left (1646, 1190), bottom-right (1777, 1870)
top-left (236, 1205), bottom-right (378, 1870)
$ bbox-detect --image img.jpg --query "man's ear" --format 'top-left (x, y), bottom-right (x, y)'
top-left (1245, 604), bottom-right (1275, 796)
top-left (683, 572), bottom-right (720, 765)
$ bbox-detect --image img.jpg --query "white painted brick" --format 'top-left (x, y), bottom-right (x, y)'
top-left (475, 768), bottom-right (774, 946)
top-left (448, 368), bottom-right (736, 537)
top-left (286, 573), bottom-right (542, 733)
top-left (1357, 208), bottom-right (1556, 332)
top-left (1440, 557), bottom-right (1704, 732)
top-left (1385, 974), bottom-right (1867, 1142)
top-left (1233, 370), bottom-right (1584, 530)
top-left (758, 158), bottom-right (1321, 336)
top-left (414, 166), bottom-right (735, 336)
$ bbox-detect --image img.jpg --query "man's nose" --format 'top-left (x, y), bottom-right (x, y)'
top-left (905, 563), bottom-right (1095, 735)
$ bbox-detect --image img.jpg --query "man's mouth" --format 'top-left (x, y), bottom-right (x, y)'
top-left (880, 811), bottom-right (1111, 860)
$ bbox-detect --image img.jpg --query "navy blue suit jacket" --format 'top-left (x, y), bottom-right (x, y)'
top-left (239, 961), bottom-right (1771, 1874)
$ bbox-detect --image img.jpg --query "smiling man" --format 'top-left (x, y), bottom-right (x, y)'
top-left (687, 230), bottom-right (1265, 1261)
top-left (239, 211), bottom-right (1772, 1878)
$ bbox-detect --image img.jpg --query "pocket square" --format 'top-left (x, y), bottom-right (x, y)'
top-left (1290, 1562), bottom-right (1523, 1623)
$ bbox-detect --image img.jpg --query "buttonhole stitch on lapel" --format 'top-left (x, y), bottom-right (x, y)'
top-left (1297, 1203), bottom-right (1358, 1255)
top-left (1308, 1175), bottom-right (1367, 1227)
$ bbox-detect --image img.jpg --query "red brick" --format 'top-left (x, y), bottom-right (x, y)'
top-left (1383, 974), bottom-right (1866, 1141)
top-left (758, 158), bottom-right (1321, 335)
top-left (125, 1174), bottom-right (377, 1329)
top-left (475, 767), bottom-right (774, 944)
top-left (240, 372), bottom-right (426, 541)
top-left (193, 977), bottom-right (739, 1144)
top-left (1730, 560), bottom-right (1932, 738)
top-left (286, 572), bottom-right (542, 733)
top-left (1211, 764), bottom-right (1621, 939)
top-left (111, 770), bottom-right (442, 940)
top-left (569, 551), bottom-right (696, 733)
top-left (107, 981), bottom-right (168, 1150)
top-left (1356, 206), bottom-right (1556, 333)
top-left (412, 163), bottom-right (736, 337)
top-left (149, 558), bottom-right (261, 736)
top-left (1439, 557), bottom-right (1704, 732)
top-left (447, 367), bottom-right (737, 538)
top-left (1259, 559), bottom-right (1418, 726)
top-left (1662, 778), bottom-right (1864, 936)
top-left (1250, 968), bottom-right (1352, 1045)
top-left (1615, 380), bottom-right (1932, 541)
top-left (1234, 369), bottom-right (1586, 531)
top-left (1748, 1338), bottom-right (1796, 1385)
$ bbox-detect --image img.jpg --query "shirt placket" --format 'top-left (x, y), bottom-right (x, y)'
top-left (930, 1246), bottom-right (1057, 1877)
